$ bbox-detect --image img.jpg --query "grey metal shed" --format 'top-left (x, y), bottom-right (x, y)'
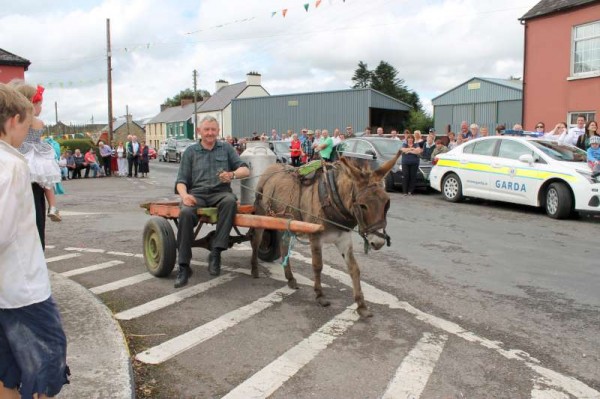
top-left (231, 88), bottom-right (411, 138)
top-left (431, 77), bottom-right (523, 134)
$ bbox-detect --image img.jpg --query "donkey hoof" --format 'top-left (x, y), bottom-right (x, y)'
top-left (287, 278), bottom-right (299, 289)
top-left (251, 268), bottom-right (259, 279)
top-left (317, 297), bottom-right (331, 307)
top-left (357, 307), bottom-right (373, 318)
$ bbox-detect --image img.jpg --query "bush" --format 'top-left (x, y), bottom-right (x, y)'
top-left (57, 138), bottom-right (96, 154)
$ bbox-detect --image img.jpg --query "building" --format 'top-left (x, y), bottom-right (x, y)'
top-left (0, 48), bottom-right (30, 83)
top-left (197, 72), bottom-right (269, 137)
top-left (231, 88), bottom-right (411, 138)
top-left (145, 99), bottom-right (205, 149)
top-left (96, 115), bottom-right (145, 145)
top-left (431, 77), bottom-right (523, 134)
top-left (520, 0), bottom-right (599, 129)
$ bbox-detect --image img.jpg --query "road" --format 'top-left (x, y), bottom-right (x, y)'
top-left (46, 159), bottom-right (600, 399)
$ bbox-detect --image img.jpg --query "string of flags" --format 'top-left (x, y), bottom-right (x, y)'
top-left (35, 77), bottom-right (105, 89)
top-left (272, 0), bottom-right (344, 18)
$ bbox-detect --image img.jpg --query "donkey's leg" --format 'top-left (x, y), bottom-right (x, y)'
top-left (335, 232), bottom-right (372, 318)
top-left (250, 228), bottom-right (263, 278)
top-left (281, 233), bottom-right (298, 289)
top-left (310, 233), bottom-right (330, 307)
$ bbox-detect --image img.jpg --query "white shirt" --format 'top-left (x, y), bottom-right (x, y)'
top-left (558, 126), bottom-right (585, 146)
top-left (0, 140), bottom-right (51, 308)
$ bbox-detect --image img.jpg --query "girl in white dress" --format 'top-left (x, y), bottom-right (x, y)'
top-left (116, 142), bottom-right (127, 176)
top-left (11, 81), bottom-right (62, 222)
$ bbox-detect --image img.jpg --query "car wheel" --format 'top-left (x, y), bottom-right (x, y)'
top-left (384, 173), bottom-right (395, 192)
top-left (176, 153), bottom-right (181, 163)
top-left (442, 173), bottom-right (463, 202)
top-left (545, 182), bottom-right (572, 219)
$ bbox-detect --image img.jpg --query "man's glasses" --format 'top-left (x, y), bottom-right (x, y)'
top-left (536, 125), bottom-right (544, 128)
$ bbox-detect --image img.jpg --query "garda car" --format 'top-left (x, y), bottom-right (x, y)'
top-left (429, 136), bottom-right (600, 219)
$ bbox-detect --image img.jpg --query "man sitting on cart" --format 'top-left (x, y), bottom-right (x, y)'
top-left (174, 116), bottom-right (250, 288)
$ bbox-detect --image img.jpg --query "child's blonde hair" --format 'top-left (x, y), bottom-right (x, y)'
top-left (8, 79), bottom-right (37, 102)
top-left (0, 83), bottom-right (33, 136)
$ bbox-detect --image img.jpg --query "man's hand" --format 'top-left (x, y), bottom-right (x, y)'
top-left (218, 170), bottom-right (234, 183)
top-left (182, 193), bottom-right (197, 207)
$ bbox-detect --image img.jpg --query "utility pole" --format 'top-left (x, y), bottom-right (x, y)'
top-left (106, 18), bottom-right (114, 144)
top-left (54, 101), bottom-right (58, 124)
top-left (193, 70), bottom-right (198, 141)
top-left (126, 105), bottom-right (130, 137)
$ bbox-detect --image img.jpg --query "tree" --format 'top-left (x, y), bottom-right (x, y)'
top-left (351, 61), bottom-right (372, 89)
top-left (163, 88), bottom-right (211, 107)
top-left (406, 109), bottom-right (433, 133)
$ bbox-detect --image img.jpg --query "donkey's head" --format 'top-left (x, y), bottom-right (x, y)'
top-left (338, 150), bottom-right (401, 250)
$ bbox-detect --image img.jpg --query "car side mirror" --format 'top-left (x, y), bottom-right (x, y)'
top-left (519, 154), bottom-right (534, 165)
top-left (365, 150), bottom-right (377, 160)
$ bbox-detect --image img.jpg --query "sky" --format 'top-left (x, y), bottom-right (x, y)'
top-left (1, 0), bottom-right (540, 126)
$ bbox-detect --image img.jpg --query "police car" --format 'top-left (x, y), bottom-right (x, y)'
top-left (429, 136), bottom-right (600, 219)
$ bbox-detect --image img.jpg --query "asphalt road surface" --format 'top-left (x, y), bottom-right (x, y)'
top-left (46, 159), bottom-right (600, 399)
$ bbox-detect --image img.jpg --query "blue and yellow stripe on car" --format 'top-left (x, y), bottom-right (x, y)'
top-left (437, 159), bottom-right (578, 182)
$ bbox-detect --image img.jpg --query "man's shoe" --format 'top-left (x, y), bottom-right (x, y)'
top-left (208, 250), bottom-right (222, 276)
top-left (174, 265), bottom-right (192, 288)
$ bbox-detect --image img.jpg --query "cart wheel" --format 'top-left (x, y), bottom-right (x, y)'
top-left (143, 217), bottom-right (176, 277)
top-left (257, 229), bottom-right (282, 262)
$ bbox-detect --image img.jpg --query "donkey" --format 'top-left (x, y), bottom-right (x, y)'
top-left (250, 151), bottom-right (401, 318)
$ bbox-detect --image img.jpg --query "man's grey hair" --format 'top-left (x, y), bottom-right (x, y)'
top-left (200, 115), bottom-right (219, 126)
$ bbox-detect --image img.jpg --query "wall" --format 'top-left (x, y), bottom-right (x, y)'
top-left (0, 65), bottom-right (25, 83)
top-left (523, 3), bottom-right (600, 129)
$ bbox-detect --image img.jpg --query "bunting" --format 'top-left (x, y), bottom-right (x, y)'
top-left (304, 3), bottom-right (309, 12)
top-left (271, 11), bottom-right (277, 17)
top-left (315, 0), bottom-right (322, 8)
top-left (282, 9), bottom-right (288, 17)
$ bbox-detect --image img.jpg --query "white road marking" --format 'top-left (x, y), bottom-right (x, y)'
top-left (115, 273), bottom-right (238, 321)
top-left (61, 260), bottom-right (124, 277)
top-left (45, 253), bottom-right (81, 263)
top-left (106, 251), bottom-right (136, 257)
top-left (45, 245), bottom-right (55, 249)
top-left (287, 251), bottom-right (600, 398)
top-left (136, 285), bottom-right (297, 365)
top-left (56, 211), bottom-right (101, 216)
top-left (381, 333), bottom-right (447, 399)
top-left (64, 247), bottom-right (106, 253)
top-left (223, 307), bottom-right (359, 399)
top-left (531, 378), bottom-right (569, 399)
top-left (90, 273), bottom-right (154, 295)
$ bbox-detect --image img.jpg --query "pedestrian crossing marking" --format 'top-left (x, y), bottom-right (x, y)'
top-left (61, 260), bottom-right (124, 277)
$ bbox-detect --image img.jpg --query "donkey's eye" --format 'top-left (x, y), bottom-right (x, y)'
top-left (360, 204), bottom-right (368, 210)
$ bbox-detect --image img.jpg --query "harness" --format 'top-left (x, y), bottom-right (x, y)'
top-left (317, 164), bottom-right (391, 253)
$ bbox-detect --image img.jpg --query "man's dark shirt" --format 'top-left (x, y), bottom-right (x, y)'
top-left (175, 141), bottom-right (247, 196)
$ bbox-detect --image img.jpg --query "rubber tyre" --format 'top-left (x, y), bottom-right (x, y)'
top-left (257, 229), bottom-right (282, 262)
top-left (442, 173), bottom-right (463, 203)
top-left (384, 173), bottom-right (395, 192)
top-left (545, 182), bottom-right (572, 219)
top-left (143, 217), bottom-right (177, 277)
top-left (176, 153), bottom-right (181, 163)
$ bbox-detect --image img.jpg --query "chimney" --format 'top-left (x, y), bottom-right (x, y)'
top-left (160, 104), bottom-right (168, 112)
top-left (246, 71), bottom-right (261, 86)
top-left (215, 79), bottom-right (229, 93)
top-left (180, 99), bottom-right (193, 107)
top-left (125, 114), bottom-right (133, 124)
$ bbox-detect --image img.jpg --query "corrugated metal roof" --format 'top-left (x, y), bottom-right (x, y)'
top-left (199, 82), bottom-right (247, 112)
top-left (0, 48), bottom-right (31, 68)
top-left (147, 101), bottom-right (205, 124)
top-left (432, 77), bottom-right (522, 105)
top-left (520, 0), bottom-right (599, 20)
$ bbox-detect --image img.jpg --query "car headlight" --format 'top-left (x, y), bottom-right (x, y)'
top-left (577, 170), bottom-right (597, 183)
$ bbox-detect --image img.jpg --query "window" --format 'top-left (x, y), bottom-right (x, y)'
top-left (497, 140), bottom-right (534, 161)
top-left (464, 139), bottom-right (498, 156)
top-left (572, 21), bottom-right (600, 76)
top-left (354, 140), bottom-right (375, 155)
top-left (568, 111), bottom-right (596, 128)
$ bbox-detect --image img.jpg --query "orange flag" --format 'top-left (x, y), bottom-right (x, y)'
top-left (315, 0), bottom-right (322, 7)
top-left (282, 9), bottom-right (288, 17)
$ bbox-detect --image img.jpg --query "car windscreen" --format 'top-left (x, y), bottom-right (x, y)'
top-left (369, 139), bottom-right (403, 157)
top-left (529, 141), bottom-right (587, 162)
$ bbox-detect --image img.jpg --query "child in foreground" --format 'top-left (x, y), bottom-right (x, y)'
top-left (0, 83), bottom-right (69, 399)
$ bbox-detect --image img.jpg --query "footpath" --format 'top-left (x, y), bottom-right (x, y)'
top-left (50, 272), bottom-right (134, 399)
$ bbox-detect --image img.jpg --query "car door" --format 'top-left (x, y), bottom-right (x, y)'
top-left (166, 139), bottom-right (176, 162)
top-left (488, 139), bottom-right (541, 204)
top-left (459, 139), bottom-right (499, 199)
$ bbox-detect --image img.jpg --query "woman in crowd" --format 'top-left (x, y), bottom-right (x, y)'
top-left (139, 140), bottom-right (150, 178)
top-left (413, 130), bottom-right (424, 148)
top-left (576, 120), bottom-right (598, 150)
top-left (534, 121), bottom-right (546, 136)
top-left (400, 134), bottom-right (422, 196)
top-left (116, 141), bottom-right (127, 176)
top-left (495, 124), bottom-right (505, 136)
top-left (447, 132), bottom-right (457, 150)
top-left (545, 122), bottom-right (567, 141)
top-left (289, 133), bottom-right (302, 167)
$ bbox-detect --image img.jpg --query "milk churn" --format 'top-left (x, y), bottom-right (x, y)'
top-left (237, 141), bottom-right (277, 205)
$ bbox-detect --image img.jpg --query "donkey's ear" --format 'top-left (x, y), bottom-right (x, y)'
top-left (339, 156), bottom-right (364, 179)
top-left (373, 149), bottom-right (402, 181)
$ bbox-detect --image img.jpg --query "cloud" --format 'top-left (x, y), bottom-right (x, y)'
top-left (1, 0), bottom-right (538, 124)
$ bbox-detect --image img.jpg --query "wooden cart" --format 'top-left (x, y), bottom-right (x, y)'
top-left (140, 201), bottom-right (323, 277)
